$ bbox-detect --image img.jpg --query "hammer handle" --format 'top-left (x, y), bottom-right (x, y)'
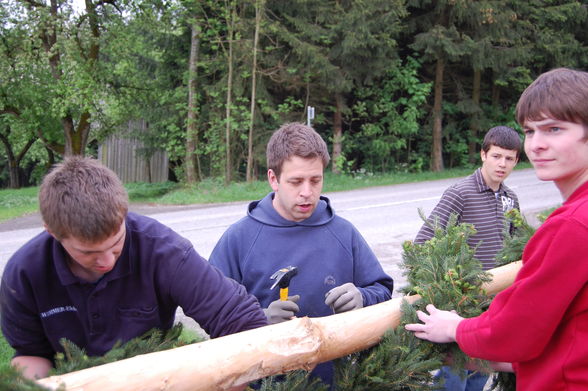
top-left (279, 288), bottom-right (288, 301)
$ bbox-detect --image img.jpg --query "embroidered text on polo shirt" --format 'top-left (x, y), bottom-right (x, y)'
top-left (40, 306), bottom-right (77, 318)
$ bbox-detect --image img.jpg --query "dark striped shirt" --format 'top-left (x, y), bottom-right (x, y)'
top-left (414, 168), bottom-right (519, 270)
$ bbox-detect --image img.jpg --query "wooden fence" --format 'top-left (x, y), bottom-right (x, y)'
top-left (98, 120), bottom-right (168, 183)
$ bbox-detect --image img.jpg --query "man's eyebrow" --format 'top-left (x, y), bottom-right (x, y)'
top-left (76, 229), bottom-right (125, 253)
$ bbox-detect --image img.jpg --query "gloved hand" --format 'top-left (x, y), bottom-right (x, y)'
top-left (324, 283), bottom-right (363, 313)
top-left (263, 295), bottom-right (300, 324)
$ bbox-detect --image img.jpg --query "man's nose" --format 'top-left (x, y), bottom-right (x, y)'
top-left (96, 251), bottom-right (116, 267)
top-left (526, 133), bottom-right (547, 152)
top-left (299, 181), bottom-right (312, 197)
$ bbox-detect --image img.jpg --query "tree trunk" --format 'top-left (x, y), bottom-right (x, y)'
top-left (468, 68), bottom-right (481, 163)
top-left (186, 20), bottom-right (202, 184)
top-left (331, 93), bottom-right (344, 173)
top-left (431, 57), bottom-right (444, 172)
top-left (41, 0), bottom-right (97, 157)
top-left (0, 127), bottom-right (36, 189)
top-left (224, 9), bottom-right (235, 185)
top-left (246, 0), bottom-right (263, 183)
top-left (0, 131), bottom-right (20, 189)
top-left (37, 261), bottom-right (522, 391)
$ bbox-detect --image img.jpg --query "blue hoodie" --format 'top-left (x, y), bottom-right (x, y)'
top-left (210, 193), bottom-right (394, 385)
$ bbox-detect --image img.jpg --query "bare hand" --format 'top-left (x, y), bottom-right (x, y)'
top-left (404, 304), bottom-right (463, 343)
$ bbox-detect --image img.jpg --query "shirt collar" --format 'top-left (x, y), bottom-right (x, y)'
top-left (474, 168), bottom-right (504, 194)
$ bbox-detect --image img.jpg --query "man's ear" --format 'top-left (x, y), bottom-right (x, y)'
top-left (268, 169), bottom-right (279, 192)
top-left (480, 150), bottom-right (487, 162)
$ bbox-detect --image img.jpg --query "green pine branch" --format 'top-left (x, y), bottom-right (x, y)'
top-left (52, 324), bottom-right (199, 375)
top-left (399, 213), bottom-right (509, 389)
top-left (0, 366), bottom-right (61, 391)
top-left (495, 209), bottom-right (536, 266)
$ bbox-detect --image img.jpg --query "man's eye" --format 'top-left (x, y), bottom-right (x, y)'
top-left (550, 127), bottom-right (561, 133)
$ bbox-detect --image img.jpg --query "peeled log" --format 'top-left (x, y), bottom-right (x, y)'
top-left (37, 261), bottom-right (523, 391)
top-left (482, 260), bottom-right (522, 295)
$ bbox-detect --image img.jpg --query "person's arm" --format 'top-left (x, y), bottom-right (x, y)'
top-left (12, 356), bottom-right (52, 380)
top-left (490, 362), bottom-right (514, 372)
top-left (414, 187), bottom-right (464, 244)
top-left (173, 247), bottom-right (268, 337)
top-left (1, 274), bottom-right (56, 378)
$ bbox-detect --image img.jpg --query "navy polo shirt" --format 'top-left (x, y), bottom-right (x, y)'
top-left (0, 213), bottom-right (267, 360)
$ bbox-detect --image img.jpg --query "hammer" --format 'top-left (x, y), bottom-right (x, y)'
top-left (270, 266), bottom-right (298, 301)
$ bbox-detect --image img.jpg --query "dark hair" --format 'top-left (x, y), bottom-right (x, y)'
top-left (482, 126), bottom-right (522, 158)
top-left (516, 68), bottom-right (588, 136)
top-left (266, 122), bottom-right (330, 179)
top-left (39, 156), bottom-right (128, 242)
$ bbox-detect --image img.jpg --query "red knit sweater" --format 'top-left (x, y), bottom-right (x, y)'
top-left (457, 180), bottom-right (588, 390)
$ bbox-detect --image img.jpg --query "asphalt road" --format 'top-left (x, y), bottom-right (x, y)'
top-left (0, 168), bottom-right (562, 296)
top-left (0, 168), bottom-right (563, 333)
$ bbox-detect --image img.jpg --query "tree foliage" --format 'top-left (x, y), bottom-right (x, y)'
top-left (1, 0), bottom-right (587, 187)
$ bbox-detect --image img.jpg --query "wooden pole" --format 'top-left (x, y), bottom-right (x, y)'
top-left (37, 261), bottom-right (523, 391)
top-left (482, 260), bottom-right (522, 295)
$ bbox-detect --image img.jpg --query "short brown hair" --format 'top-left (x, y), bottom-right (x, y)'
top-left (516, 68), bottom-right (588, 137)
top-left (482, 126), bottom-right (522, 158)
top-left (39, 156), bottom-right (128, 242)
top-left (266, 123), bottom-right (330, 179)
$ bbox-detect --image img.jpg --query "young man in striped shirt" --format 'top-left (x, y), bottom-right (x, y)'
top-left (413, 125), bottom-right (521, 390)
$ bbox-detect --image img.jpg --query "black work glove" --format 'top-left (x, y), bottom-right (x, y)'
top-left (263, 295), bottom-right (300, 324)
top-left (324, 283), bottom-right (363, 313)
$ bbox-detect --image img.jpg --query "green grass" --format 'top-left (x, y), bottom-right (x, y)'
top-left (0, 187), bottom-right (39, 222)
top-left (0, 165), bottom-right (532, 223)
top-left (0, 335), bottom-right (14, 370)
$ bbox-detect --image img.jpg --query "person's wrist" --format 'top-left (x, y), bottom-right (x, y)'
top-left (447, 317), bottom-right (463, 342)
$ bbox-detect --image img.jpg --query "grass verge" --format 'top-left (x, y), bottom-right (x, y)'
top-left (0, 166), bottom-right (502, 223)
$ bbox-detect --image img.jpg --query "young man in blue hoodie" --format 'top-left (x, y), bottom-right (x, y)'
top-left (209, 122), bottom-right (394, 386)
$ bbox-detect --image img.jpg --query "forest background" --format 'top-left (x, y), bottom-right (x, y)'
top-left (1, 0), bottom-right (587, 190)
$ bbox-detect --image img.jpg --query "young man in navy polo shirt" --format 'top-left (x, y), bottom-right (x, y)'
top-left (0, 157), bottom-right (267, 380)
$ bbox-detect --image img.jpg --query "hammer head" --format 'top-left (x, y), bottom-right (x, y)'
top-left (270, 266), bottom-right (298, 290)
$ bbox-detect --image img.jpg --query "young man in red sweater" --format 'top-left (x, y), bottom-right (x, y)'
top-left (406, 67), bottom-right (588, 390)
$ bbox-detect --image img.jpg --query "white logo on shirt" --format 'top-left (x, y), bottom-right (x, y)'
top-left (501, 196), bottom-right (515, 212)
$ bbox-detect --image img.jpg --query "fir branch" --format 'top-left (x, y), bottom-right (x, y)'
top-left (0, 365), bottom-right (63, 391)
top-left (253, 371), bottom-right (328, 391)
top-left (51, 324), bottom-right (198, 375)
top-left (495, 209), bottom-right (536, 267)
top-left (401, 214), bottom-right (492, 318)
top-left (399, 214), bottom-right (496, 383)
top-left (334, 325), bottom-right (442, 391)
